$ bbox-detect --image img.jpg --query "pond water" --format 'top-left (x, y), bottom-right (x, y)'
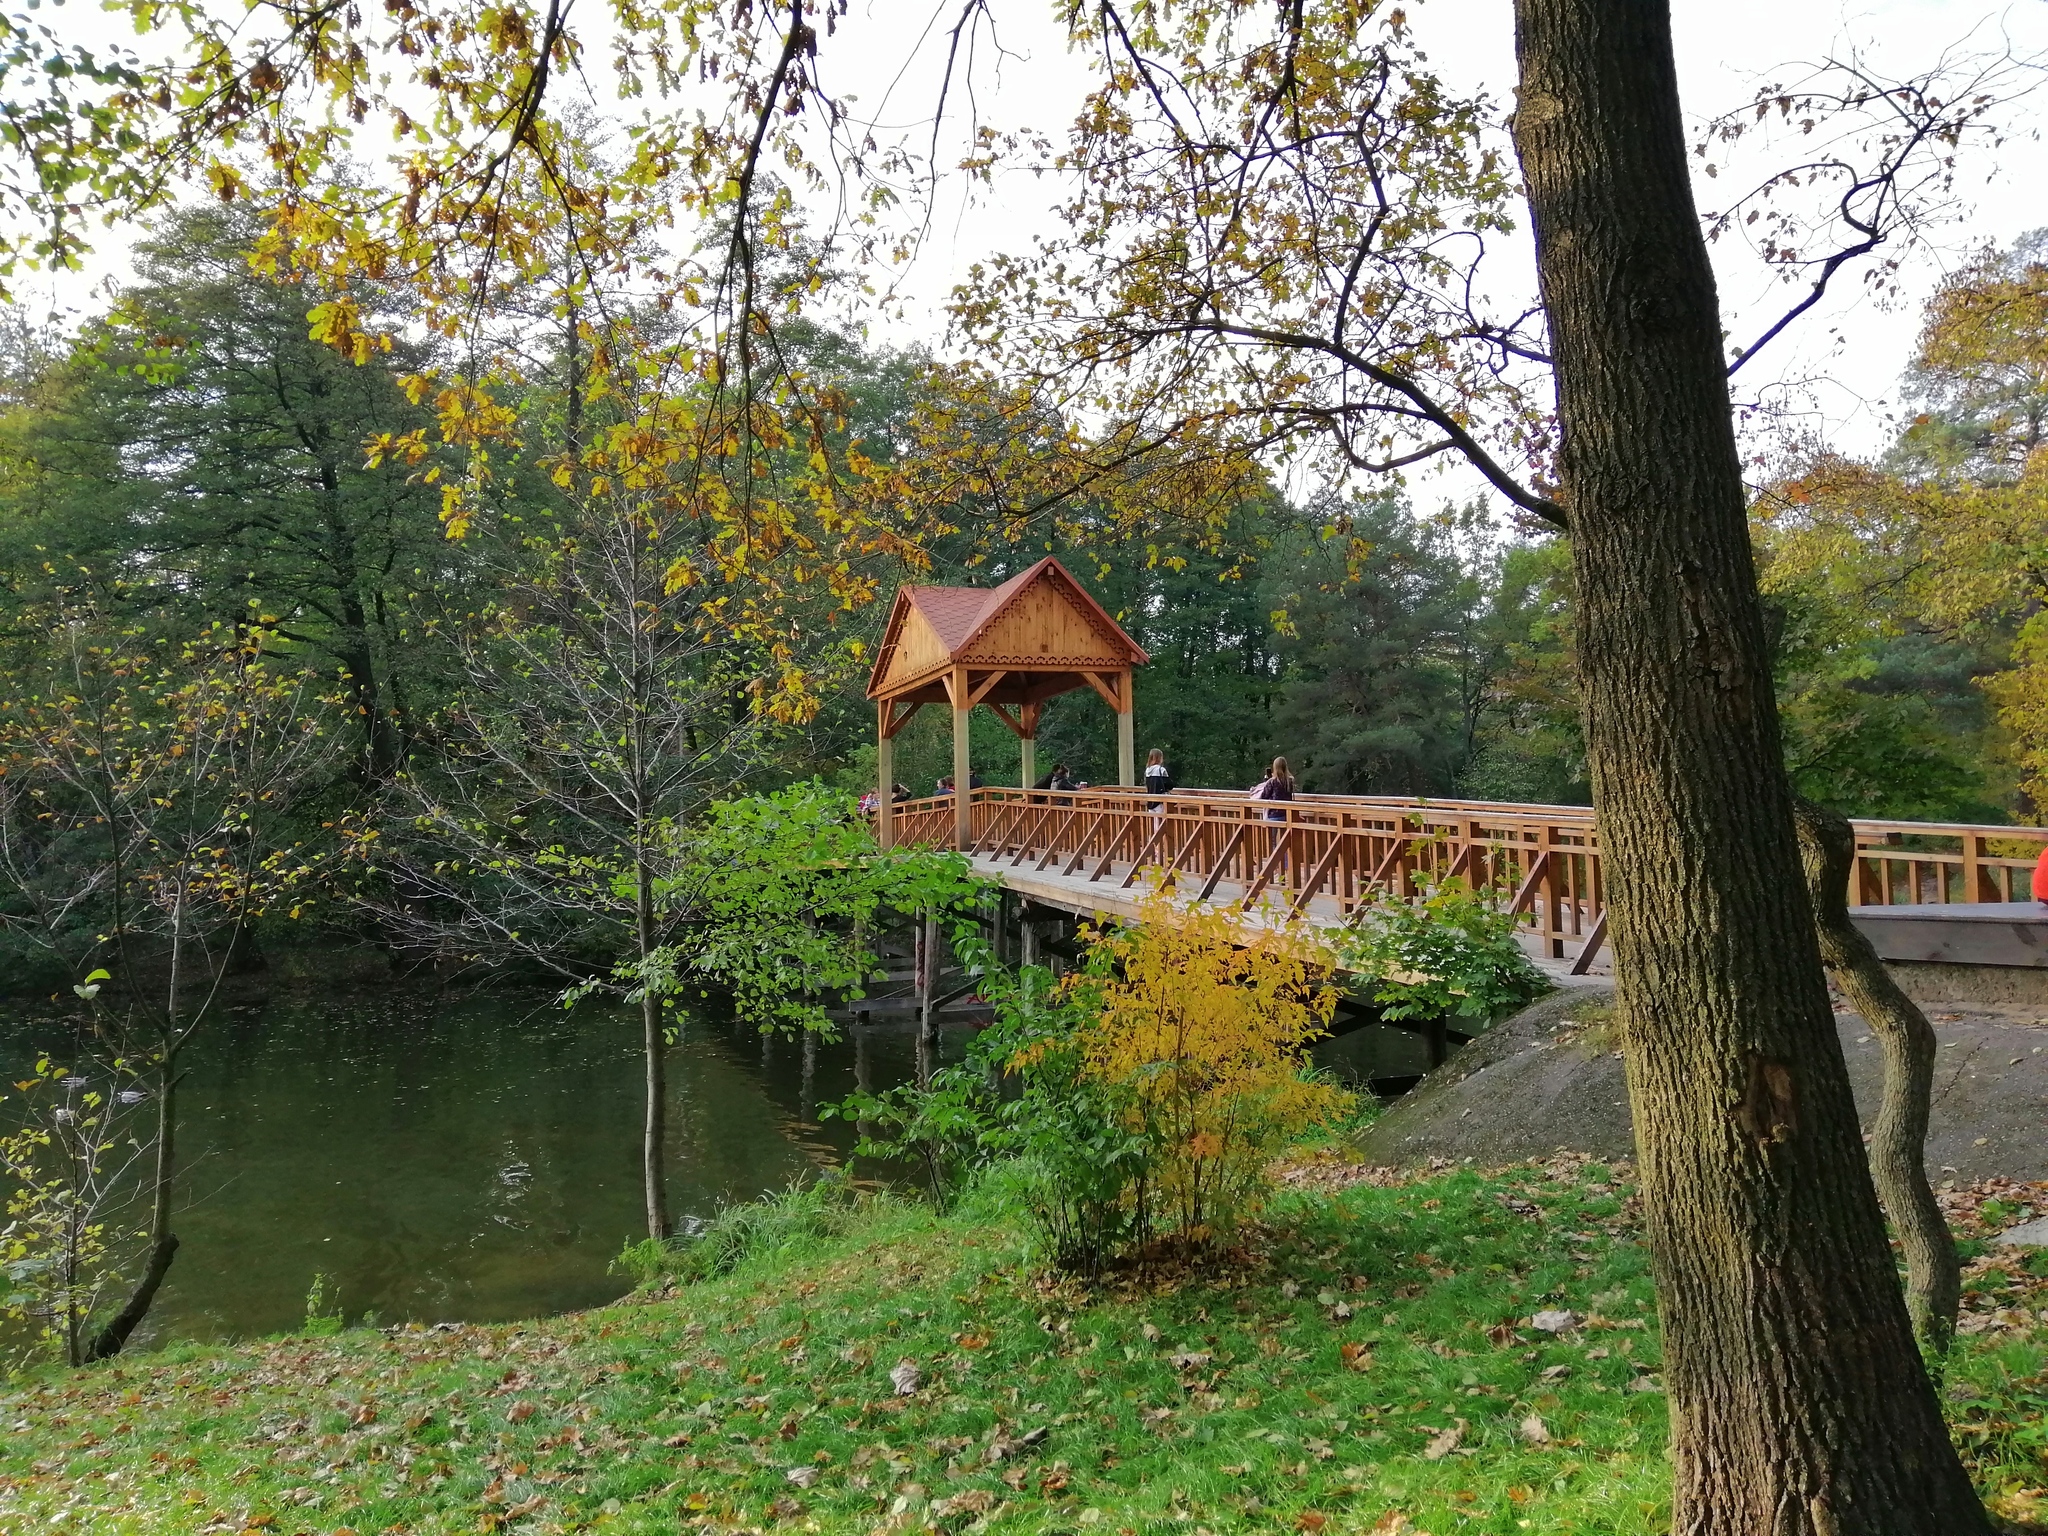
top-left (1, 985), bottom-right (1432, 1356)
top-left (0, 989), bottom-right (958, 1351)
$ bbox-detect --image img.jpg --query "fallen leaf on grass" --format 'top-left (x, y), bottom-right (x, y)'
top-left (785, 1467), bottom-right (819, 1488)
top-left (1422, 1420), bottom-right (1466, 1460)
top-left (505, 1400), bottom-right (536, 1424)
top-left (1297, 1512), bottom-right (1328, 1532)
top-left (1519, 1415), bottom-right (1550, 1445)
top-left (1339, 1341), bottom-right (1373, 1371)
top-left (1530, 1310), bottom-right (1578, 1334)
top-left (890, 1360), bottom-right (922, 1396)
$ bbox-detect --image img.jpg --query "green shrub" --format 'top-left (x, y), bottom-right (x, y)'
top-left (824, 947), bottom-right (1151, 1275)
top-left (301, 1273), bottom-right (345, 1337)
top-left (829, 914), bottom-right (1352, 1274)
top-left (1340, 879), bottom-right (1551, 1024)
top-left (612, 1170), bottom-right (870, 1288)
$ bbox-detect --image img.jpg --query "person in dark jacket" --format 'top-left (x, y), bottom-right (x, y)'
top-left (1034, 763), bottom-right (1077, 792)
top-left (1249, 756), bottom-right (1295, 819)
top-left (1144, 748), bottom-right (1173, 816)
top-left (1249, 755), bottom-right (1296, 885)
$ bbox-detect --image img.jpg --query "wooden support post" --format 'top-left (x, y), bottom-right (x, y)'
top-left (918, 908), bottom-right (940, 1088)
top-left (1020, 735), bottom-right (1035, 791)
top-left (854, 1024), bottom-right (872, 1139)
top-left (1569, 911), bottom-right (1608, 975)
top-left (950, 667), bottom-right (972, 851)
top-left (1020, 912), bottom-right (1039, 969)
top-left (876, 700), bottom-right (894, 850)
top-left (1424, 1014), bottom-right (1448, 1069)
top-left (1116, 671), bottom-right (1135, 787)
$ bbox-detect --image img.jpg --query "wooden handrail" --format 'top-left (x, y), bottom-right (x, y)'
top-left (873, 789), bottom-right (2048, 964)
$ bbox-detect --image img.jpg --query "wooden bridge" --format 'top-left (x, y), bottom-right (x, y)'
top-left (881, 786), bottom-right (2048, 978)
top-left (860, 559), bottom-right (2048, 981)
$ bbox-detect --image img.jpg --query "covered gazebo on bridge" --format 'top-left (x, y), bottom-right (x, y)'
top-left (866, 556), bottom-right (1150, 849)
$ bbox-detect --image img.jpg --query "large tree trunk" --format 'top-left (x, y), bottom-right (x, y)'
top-left (1792, 798), bottom-right (1959, 1353)
top-left (1508, 3), bottom-right (1990, 1532)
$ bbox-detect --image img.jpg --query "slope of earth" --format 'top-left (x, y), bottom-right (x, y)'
top-left (1361, 986), bottom-right (2048, 1184)
top-left (4, 1158), bottom-right (2046, 1535)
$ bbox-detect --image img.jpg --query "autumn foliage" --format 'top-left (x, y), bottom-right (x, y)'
top-left (1062, 895), bottom-right (1351, 1243)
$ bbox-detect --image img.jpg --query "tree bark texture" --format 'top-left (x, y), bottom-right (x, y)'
top-left (1791, 798), bottom-right (1959, 1353)
top-left (1509, 2), bottom-right (1989, 1531)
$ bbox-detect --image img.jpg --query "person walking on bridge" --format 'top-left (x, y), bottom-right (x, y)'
top-left (1144, 747), bottom-right (1173, 821)
top-left (1249, 756), bottom-right (1296, 888)
top-left (1250, 756), bottom-right (1295, 818)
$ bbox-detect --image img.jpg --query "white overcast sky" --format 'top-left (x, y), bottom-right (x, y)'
top-left (29, 0), bottom-right (2048, 513)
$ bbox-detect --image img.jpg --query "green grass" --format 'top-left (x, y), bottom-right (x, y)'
top-left (2, 1155), bottom-right (2044, 1535)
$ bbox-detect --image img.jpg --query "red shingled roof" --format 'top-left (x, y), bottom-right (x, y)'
top-left (866, 556), bottom-right (1148, 699)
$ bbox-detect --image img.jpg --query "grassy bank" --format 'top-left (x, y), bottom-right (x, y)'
top-left (4, 1155), bottom-right (2045, 1535)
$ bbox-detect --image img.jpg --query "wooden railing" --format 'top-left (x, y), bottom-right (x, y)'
top-left (878, 788), bottom-right (2048, 968)
top-left (1847, 819), bottom-right (2048, 905)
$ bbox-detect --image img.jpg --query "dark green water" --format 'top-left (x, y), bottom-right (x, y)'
top-left (0, 989), bottom-right (942, 1350)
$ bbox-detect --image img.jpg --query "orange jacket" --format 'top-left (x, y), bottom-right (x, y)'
top-left (2035, 845), bottom-right (2048, 903)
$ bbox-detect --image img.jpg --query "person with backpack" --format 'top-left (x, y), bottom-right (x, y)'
top-left (1144, 748), bottom-right (1173, 818)
top-left (1249, 756), bottom-right (1295, 820)
top-left (1248, 756), bottom-right (1295, 889)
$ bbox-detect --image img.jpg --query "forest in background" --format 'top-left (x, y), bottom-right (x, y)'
top-left (1, 203), bottom-right (2035, 924)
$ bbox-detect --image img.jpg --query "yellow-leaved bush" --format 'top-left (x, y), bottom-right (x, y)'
top-left (1064, 893), bottom-right (1352, 1243)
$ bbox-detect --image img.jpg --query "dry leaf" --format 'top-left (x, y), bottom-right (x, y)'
top-left (933, 1489), bottom-right (994, 1519)
top-left (505, 1400), bottom-right (536, 1424)
top-left (785, 1466), bottom-right (819, 1488)
top-left (1422, 1419), bottom-right (1466, 1460)
top-left (1339, 1341), bottom-right (1373, 1371)
top-left (1530, 1310), bottom-right (1578, 1334)
top-left (1519, 1414), bottom-right (1550, 1445)
top-left (1296, 1512), bottom-right (1329, 1533)
top-left (889, 1359), bottom-right (922, 1396)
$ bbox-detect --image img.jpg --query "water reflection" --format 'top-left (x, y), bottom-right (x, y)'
top-left (1, 986), bottom-right (1433, 1354)
top-left (0, 990), bottom-right (960, 1349)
